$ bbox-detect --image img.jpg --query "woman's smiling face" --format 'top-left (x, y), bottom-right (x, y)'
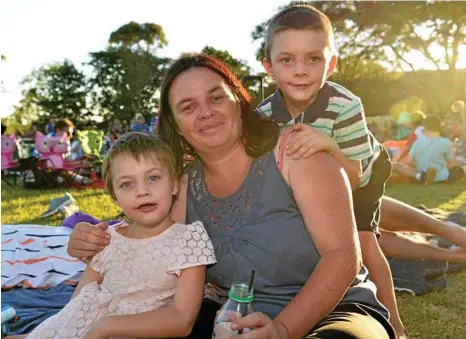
top-left (168, 67), bottom-right (243, 155)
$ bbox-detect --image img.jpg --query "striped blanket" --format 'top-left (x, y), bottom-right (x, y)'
top-left (1, 225), bottom-right (85, 289)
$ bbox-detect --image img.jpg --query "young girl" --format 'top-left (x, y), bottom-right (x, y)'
top-left (26, 132), bottom-right (217, 339)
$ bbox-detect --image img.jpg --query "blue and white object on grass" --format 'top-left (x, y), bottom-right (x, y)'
top-left (1, 305), bottom-right (17, 336)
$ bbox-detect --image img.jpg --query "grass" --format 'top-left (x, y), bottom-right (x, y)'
top-left (2, 181), bottom-right (466, 337)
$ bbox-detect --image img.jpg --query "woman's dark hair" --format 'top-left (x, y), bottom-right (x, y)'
top-left (157, 53), bottom-right (279, 177)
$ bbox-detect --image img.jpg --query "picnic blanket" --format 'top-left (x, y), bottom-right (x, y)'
top-left (1, 283), bottom-right (75, 336)
top-left (1, 225), bottom-right (85, 289)
top-left (387, 205), bottom-right (466, 295)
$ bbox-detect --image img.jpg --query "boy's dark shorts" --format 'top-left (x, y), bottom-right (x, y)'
top-left (353, 146), bottom-right (392, 236)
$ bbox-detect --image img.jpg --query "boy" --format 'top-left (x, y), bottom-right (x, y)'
top-left (393, 115), bottom-right (466, 184)
top-left (256, 4), bottom-right (404, 338)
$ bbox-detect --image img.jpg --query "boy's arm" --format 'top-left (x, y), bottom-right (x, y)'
top-left (285, 98), bottom-right (372, 190)
top-left (332, 99), bottom-right (373, 182)
top-left (359, 232), bottom-right (405, 338)
top-left (71, 265), bottom-right (103, 300)
top-left (92, 266), bottom-right (206, 338)
top-left (286, 124), bottom-right (362, 190)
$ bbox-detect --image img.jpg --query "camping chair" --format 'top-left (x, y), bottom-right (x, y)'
top-left (1, 135), bottom-right (21, 185)
top-left (34, 132), bottom-right (90, 189)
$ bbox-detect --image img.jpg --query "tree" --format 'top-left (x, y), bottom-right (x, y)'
top-left (88, 22), bottom-right (170, 123)
top-left (202, 46), bottom-right (252, 80)
top-left (12, 60), bottom-right (92, 127)
top-left (201, 46), bottom-right (274, 104)
top-left (109, 22), bottom-right (168, 52)
top-left (347, 1), bottom-right (466, 111)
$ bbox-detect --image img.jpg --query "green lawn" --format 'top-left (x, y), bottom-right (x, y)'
top-left (2, 182), bottom-right (466, 338)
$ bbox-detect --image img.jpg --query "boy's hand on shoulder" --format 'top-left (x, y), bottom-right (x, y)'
top-left (286, 123), bottom-right (339, 159)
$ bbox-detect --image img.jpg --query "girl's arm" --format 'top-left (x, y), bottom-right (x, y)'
top-left (93, 265), bottom-right (206, 338)
top-left (71, 265), bottom-right (103, 299)
top-left (275, 151), bottom-right (361, 338)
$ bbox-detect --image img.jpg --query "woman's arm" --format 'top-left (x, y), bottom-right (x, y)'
top-left (276, 151), bottom-right (361, 338)
top-left (88, 266), bottom-right (206, 338)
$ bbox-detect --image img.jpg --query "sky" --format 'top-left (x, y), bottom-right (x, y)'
top-left (0, 0), bottom-right (290, 118)
top-left (1, 0), bottom-right (465, 118)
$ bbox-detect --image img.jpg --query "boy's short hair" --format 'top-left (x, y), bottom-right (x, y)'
top-left (54, 119), bottom-right (74, 132)
top-left (410, 110), bottom-right (426, 127)
top-left (103, 132), bottom-right (178, 200)
top-left (423, 115), bottom-right (442, 133)
top-left (265, 4), bottom-right (335, 60)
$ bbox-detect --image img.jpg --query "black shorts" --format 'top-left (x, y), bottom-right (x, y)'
top-left (352, 147), bottom-right (392, 235)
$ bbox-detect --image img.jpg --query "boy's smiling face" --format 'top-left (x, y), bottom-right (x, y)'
top-left (263, 28), bottom-right (337, 116)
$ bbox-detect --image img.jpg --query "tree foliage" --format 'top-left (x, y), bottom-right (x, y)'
top-left (109, 21), bottom-right (168, 52)
top-left (201, 46), bottom-right (252, 80)
top-left (88, 21), bottom-right (171, 123)
top-left (201, 46), bottom-right (274, 104)
top-left (88, 48), bottom-right (169, 123)
top-left (13, 60), bottom-right (92, 126)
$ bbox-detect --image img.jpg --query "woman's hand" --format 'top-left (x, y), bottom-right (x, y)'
top-left (230, 312), bottom-right (289, 339)
top-left (67, 222), bottom-right (110, 259)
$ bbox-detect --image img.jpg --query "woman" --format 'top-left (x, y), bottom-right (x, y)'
top-left (67, 54), bottom-right (394, 338)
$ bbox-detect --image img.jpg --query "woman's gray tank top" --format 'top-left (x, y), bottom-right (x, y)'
top-left (186, 152), bottom-right (388, 319)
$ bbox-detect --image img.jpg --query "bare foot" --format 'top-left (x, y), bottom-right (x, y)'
top-left (444, 222), bottom-right (466, 249)
top-left (447, 246), bottom-right (466, 262)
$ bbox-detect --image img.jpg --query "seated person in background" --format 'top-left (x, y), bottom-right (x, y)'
top-left (443, 100), bottom-right (465, 140)
top-left (70, 128), bottom-right (85, 161)
top-left (393, 115), bottom-right (465, 184)
top-left (391, 110), bottom-right (426, 162)
top-left (130, 113), bottom-right (150, 133)
top-left (45, 118), bottom-right (55, 135)
top-left (41, 119), bottom-right (93, 185)
top-left (395, 111), bottom-right (412, 140)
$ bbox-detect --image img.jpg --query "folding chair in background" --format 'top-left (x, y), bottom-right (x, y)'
top-left (34, 132), bottom-right (90, 189)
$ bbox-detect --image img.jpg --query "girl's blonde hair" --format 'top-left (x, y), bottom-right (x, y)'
top-left (102, 132), bottom-right (178, 200)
